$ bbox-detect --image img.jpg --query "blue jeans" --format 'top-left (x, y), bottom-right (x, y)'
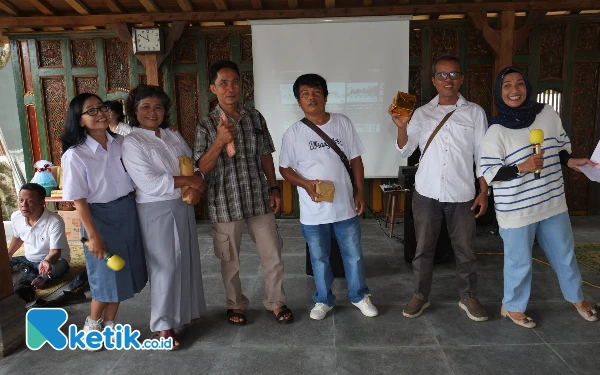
top-left (301, 216), bottom-right (369, 306)
top-left (499, 211), bottom-right (584, 312)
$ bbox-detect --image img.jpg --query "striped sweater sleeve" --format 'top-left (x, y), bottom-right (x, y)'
top-left (480, 126), bottom-right (506, 186)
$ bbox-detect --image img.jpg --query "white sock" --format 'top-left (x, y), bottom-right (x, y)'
top-left (104, 320), bottom-right (114, 326)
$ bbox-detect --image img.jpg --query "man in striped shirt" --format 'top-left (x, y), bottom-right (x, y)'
top-left (194, 60), bottom-right (293, 326)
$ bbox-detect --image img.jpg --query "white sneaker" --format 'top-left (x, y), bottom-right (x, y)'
top-left (352, 294), bottom-right (379, 317)
top-left (104, 321), bottom-right (117, 345)
top-left (83, 316), bottom-right (103, 351)
top-left (310, 303), bottom-right (333, 320)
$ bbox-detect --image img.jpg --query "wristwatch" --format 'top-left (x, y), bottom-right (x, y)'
top-left (269, 186), bottom-right (281, 193)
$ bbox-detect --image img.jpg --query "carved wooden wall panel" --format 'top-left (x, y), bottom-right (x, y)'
top-left (409, 29), bottom-right (421, 57)
top-left (74, 76), bottom-right (99, 95)
top-left (71, 40), bottom-right (96, 67)
top-left (206, 35), bottom-right (231, 73)
top-left (408, 66), bottom-right (421, 107)
top-left (174, 74), bottom-right (200, 148)
top-left (38, 40), bottom-right (63, 67)
top-left (539, 23), bottom-right (566, 81)
top-left (172, 37), bottom-right (197, 64)
top-left (577, 23), bottom-right (600, 51)
top-left (567, 63), bottom-right (599, 213)
top-left (240, 34), bottom-right (253, 64)
top-left (242, 71), bottom-right (254, 107)
top-left (25, 105), bottom-right (42, 163)
top-left (468, 26), bottom-right (492, 56)
top-left (41, 77), bottom-right (68, 164)
top-left (431, 27), bottom-right (458, 60)
top-left (467, 65), bottom-right (494, 120)
top-left (105, 38), bottom-right (130, 93)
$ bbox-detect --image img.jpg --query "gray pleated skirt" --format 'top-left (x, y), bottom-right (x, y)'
top-left (82, 195), bottom-right (148, 303)
top-left (136, 198), bottom-right (206, 332)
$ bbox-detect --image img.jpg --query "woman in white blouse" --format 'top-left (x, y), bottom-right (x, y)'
top-left (61, 93), bottom-right (147, 345)
top-left (121, 84), bottom-right (206, 350)
top-left (104, 100), bottom-right (133, 136)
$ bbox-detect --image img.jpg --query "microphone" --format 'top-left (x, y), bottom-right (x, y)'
top-left (529, 129), bottom-right (544, 179)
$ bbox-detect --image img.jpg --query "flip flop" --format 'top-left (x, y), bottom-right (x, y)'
top-left (226, 309), bottom-right (247, 326)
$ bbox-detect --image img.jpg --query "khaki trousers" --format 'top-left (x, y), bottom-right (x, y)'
top-left (211, 212), bottom-right (286, 311)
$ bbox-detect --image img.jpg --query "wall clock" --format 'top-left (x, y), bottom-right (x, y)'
top-left (132, 28), bottom-right (164, 54)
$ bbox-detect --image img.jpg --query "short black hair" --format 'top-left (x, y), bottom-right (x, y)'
top-left (125, 84), bottom-right (171, 129)
top-left (292, 74), bottom-right (329, 100)
top-left (208, 60), bottom-right (240, 85)
top-left (432, 55), bottom-right (462, 76)
top-left (19, 183), bottom-right (46, 200)
top-left (104, 100), bottom-right (125, 123)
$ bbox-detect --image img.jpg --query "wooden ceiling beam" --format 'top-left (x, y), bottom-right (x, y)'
top-left (65, 0), bottom-right (92, 15)
top-left (363, 0), bottom-right (372, 6)
top-left (325, 0), bottom-right (335, 9)
top-left (214, 0), bottom-right (227, 11)
top-left (251, 0), bottom-right (262, 9)
top-left (27, 0), bottom-right (56, 15)
top-left (104, 0), bottom-right (124, 13)
top-left (1, 1), bottom-right (598, 28)
top-left (139, 0), bottom-right (160, 13)
top-left (288, 0), bottom-right (298, 9)
top-left (177, 0), bottom-right (193, 12)
top-left (0, 0), bottom-right (19, 16)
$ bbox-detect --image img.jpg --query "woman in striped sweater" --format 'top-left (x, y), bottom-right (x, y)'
top-left (480, 66), bottom-right (598, 328)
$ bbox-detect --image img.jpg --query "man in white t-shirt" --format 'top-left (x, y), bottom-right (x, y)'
top-left (279, 73), bottom-right (378, 321)
top-left (7, 183), bottom-right (70, 289)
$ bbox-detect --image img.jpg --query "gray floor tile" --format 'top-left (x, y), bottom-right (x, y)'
top-left (175, 306), bottom-right (241, 347)
top-left (550, 343), bottom-right (600, 375)
top-left (444, 345), bottom-right (574, 375)
top-left (220, 347), bottom-right (336, 375)
top-left (108, 347), bottom-right (228, 375)
top-left (336, 347), bottom-right (452, 375)
top-left (427, 303), bottom-right (544, 346)
top-left (525, 302), bottom-right (600, 343)
top-left (334, 305), bottom-right (437, 347)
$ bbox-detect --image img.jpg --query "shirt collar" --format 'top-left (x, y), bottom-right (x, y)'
top-left (214, 104), bottom-right (247, 120)
top-left (23, 208), bottom-right (48, 228)
top-left (427, 93), bottom-right (468, 109)
top-left (84, 131), bottom-right (114, 154)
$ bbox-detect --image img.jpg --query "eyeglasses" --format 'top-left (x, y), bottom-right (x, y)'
top-left (434, 71), bottom-right (462, 81)
top-left (82, 105), bottom-right (109, 116)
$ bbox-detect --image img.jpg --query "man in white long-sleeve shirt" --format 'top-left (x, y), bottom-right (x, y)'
top-left (389, 55), bottom-right (489, 322)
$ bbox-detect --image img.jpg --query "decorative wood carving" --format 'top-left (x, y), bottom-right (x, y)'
top-left (431, 27), bottom-right (458, 60)
top-left (19, 41), bottom-right (34, 94)
top-left (41, 77), bottom-right (68, 164)
top-left (467, 65), bottom-right (493, 120)
top-left (71, 39), bottom-right (96, 67)
top-left (408, 66), bottom-right (421, 108)
top-left (206, 35), bottom-right (231, 74)
top-left (74, 76), bottom-right (99, 95)
top-left (172, 37), bottom-right (197, 64)
top-left (242, 71), bottom-right (254, 105)
top-left (468, 26), bottom-right (492, 56)
top-left (567, 63), bottom-right (599, 213)
top-left (576, 23), bottom-right (600, 52)
top-left (240, 34), bottom-right (252, 63)
top-left (174, 74), bottom-right (200, 148)
top-left (409, 28), bottom-right (422, 58)
top-left (105, 38), bottom-right (130, 93)
top-left (539, 23), bottom-right (566, 81)
top-left (38, 40), bottom-right (62, 67)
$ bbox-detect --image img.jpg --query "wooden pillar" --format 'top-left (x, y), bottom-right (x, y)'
top-left (498, 10), bottom-right (515, 76)
top-left (0, 206), bottom-right (12, 300)
top-left (142, 55), bottom-right (159, 86)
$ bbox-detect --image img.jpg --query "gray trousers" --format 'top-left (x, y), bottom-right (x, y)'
top-left (412, 191), bottom-right (477, 300)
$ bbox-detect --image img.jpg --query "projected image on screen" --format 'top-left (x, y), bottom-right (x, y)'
top-left (252, 17), bottom-right (411, 178)
top-left (346, 82), bottom-right (379, 103)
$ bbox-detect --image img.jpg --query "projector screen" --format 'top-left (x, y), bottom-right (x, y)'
top-left (250, 16), bottom-right (411, 179)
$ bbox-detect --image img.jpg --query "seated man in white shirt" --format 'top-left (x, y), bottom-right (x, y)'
top-left (7, 183), bottom-right (70, 289)
top-left (389, 55), bottom-right (489, 322)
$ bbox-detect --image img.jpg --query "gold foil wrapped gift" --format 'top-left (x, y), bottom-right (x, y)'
top-left (391, 91), bottom-right (416, 117)
top-left (315, 180), bottom-right (335, 203)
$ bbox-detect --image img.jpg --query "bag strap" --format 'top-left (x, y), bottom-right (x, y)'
top-left (420, 109), bottom-right (456, 162)
top-left (301, 117), bottom-right (355, 188)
